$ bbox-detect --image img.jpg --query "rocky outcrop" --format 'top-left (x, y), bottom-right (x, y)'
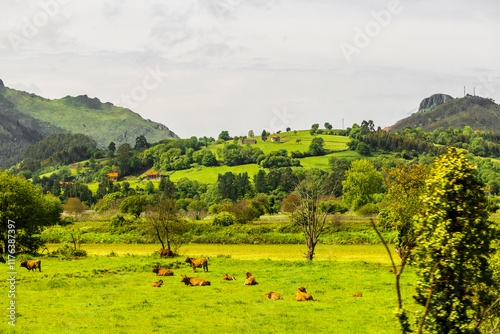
top-left (418, 94), bottom-right (454, 113)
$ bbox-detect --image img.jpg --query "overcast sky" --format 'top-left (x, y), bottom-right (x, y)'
top-left (1, 0), bottom-right (499, 138)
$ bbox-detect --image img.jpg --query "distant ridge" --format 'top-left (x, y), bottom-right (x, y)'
top-left (418, 93), bottom-right (454, 113)
top-left (394, 94), bottom-right (500, 133)
top-left (0, 79), bottom-right (178, 166)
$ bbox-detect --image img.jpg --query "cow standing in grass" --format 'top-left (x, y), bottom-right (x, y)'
top-left (181, 275), bottom-right (211, 286)
top-left (184, 256), bottom-right (209, 273)
top-left (152, 266), bottom-right (174, 276)
top-left (295, 287), bottom-right (313, 301)
top-left (265, 292), bottom-right (282, 300)
top-left (20, 259), bottom-right (41, 272)
top-left (244, 272), bottom-right (258, 285)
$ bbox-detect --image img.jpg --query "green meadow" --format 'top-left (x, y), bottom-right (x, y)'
top-left (1, 244), bottom-right (420, 334)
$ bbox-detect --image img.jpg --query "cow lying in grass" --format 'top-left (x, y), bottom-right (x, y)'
top-left (159, 248), bottom-right (175, 258)
top-left (222, 273), bottom-right (236, 280)
top-left (184, 256), bottom-right (209, 273)
top-left (181, 275), bottom-right (211, 286)
top-left (295, 287), bottom-right (314, 301)
top-left (152, 266), bottom-right (174, 276)
top-left (244, 272), bottom-right (258, 285)
top-left (265, 292), bottom-right (282, 300)
top-left (151, 280), bottom-right (164, 287)
top-left (352, 293), bottom-right (363, 297)
top-left (20, 259), bottom-right (41, 272)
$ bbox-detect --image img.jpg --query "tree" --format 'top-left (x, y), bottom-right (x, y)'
top-left (342, 160), bottom-right (381, 211)
top-left (324, 122), bottom-right (332, 130)
top-left (187, 200), bottom-right (207, 220)
top-left (108, 141), bottom-right (116, 152)
top-left (253, 170), bottom-right (268, 194)
top-left (248, 130), bottom-right (254, 137)
top-left (288, 170), bottom-right (333, 260)
top-left (119, 195), bottom-right (148, 217)
top-left (356, 142), bottom-right (371, 156)
top-left (116, 143), bottom-right (133, 175)
top-left (311, 123), bottom-right (319, 130)
top-left (63, 198), bottom-right (86, 217)
top-left (218, 130), bottom-right (230, 141)
top-left (135, 135), bottom-right (149, 150)
top-left (309, 137), bottom-right (326, 156)
top-left (145, 181), bottom-right (155, 195)
top-left (201, 150), bottom-right (218, 167)
top-left (0, 170), bottom-right (62, 253)
top-left (146, 193), bottom-right (187, 253)
top-left (261, 130), bottom-right (267, 142)
top-left (286, 127), bottom-right (291, 132)
top-left (413, 148), bottom-right (499, 333)
top-left (159, 176), bottom-right (175, 199)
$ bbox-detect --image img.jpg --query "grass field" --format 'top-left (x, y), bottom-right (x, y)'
top-left (1, 244), bottom-right (419, 333)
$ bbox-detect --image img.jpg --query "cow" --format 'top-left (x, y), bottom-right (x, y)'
top-left (222, 273), bottom-right (236, 281)
top-left (152, 266), bottom-right (174, 276)
top-left (184, 256), bottom-right (209, 273)
top-left (0, 255), bottom-right (6, 263)
top-left (244, 272), bottom-right (258, 285)
top-left (265, 292), bottom-right (282, 300)
top-left (180, 275), bottom-right (211, 286)
top-left (159, 248), bottom-right (175, 258)
top-left (151, 280), bottom-right (164, 287)
top-left (352, 293), bottom-right (363, 297)
top-left (295, 287), bottom-right (314, 301)
top-left (20, 259), bottom-right (41, 272)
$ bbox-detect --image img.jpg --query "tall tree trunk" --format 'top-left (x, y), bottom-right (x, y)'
top-left (154, 225), bottom-right (165, 250)
top-left (164, 226), bottom-right (171, 250)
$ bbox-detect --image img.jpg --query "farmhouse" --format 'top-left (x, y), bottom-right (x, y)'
top-left (382, 126), bottom-right (396, 133)
top-left (107, 173), bottom-right (118, 181)
top-left (239, 139), bottom-right (257, 145)
top-left (271, 135), bottom-right (281, 142)
top-left (70, 163), bottom-right (80, 169)
top-left (146, 171), bottom-right (163, 181)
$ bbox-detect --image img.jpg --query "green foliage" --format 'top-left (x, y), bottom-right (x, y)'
top-left (414, 148), bottom-right (498, 333)
top-left (119, 195), bottom-right (148, 217)
top-left (218, 130), bottom-right (230, 141)
top-left (318, 200), bottom-right (348, 214)
top-left (212, 211), bottom-right (236, 227)
top-left (342, 160), bottom-right (382, 211)
top-left (356, 142), bottom-right (371, 156)
top-left (355, 203), bottom-right (379, 216)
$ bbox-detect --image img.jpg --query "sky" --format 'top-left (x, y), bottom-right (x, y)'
top-left (1, 0), bottom-right (499, 139)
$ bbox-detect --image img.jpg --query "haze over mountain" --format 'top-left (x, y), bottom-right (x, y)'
top-left (0, 79), bottom-right (177, 166)
top-left (393, 93), bottom-right (500, 132)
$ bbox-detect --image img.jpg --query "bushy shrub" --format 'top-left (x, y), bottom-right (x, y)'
top-left (212, 212), bottom-right (236, 227)
top-left (356, 203), bottom-right (379, 216)
top-left (318, 200), bottom-right (348, 214)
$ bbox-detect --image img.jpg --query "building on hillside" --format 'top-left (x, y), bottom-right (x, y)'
top-left (271, 135), bottom-right (281, 142)
top-left (107, 173), bottom-right (118, 182)
top-left (382, 126), bottom-right (396, 133)
top-left (474, 130), bottom-right (480, 134)
top-left (239, 139), bottom-right (257, 145)
top-left (70, 163), bottom-right (80, 169)
top-left (146, 171), bottom-right (163, 181)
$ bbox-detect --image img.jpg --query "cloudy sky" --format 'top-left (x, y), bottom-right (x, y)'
top-left (1, 0), bottom-right (499, 138)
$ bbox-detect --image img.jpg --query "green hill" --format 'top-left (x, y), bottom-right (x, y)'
top-left (0, 79), bottom-right (178, 166)
top-left (393, 95), bottom-right (500, 132)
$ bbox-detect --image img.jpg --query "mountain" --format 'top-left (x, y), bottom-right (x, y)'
top-left (0, 79), bottom-right (178, 166)
top-left (418, 93), bottom-right (454, 113)
top-left (393, 94), bottom-right (500, 132)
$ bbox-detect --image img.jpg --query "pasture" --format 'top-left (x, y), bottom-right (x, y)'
top-left (1, 244), bottom-right (419, 333)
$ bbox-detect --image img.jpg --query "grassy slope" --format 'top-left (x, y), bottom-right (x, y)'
top-left (1, 87), bottom-right (176, 147)
top-left (1, 245), bottom-right (418, 333)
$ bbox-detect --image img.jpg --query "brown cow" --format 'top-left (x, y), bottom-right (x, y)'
top-left (352, 293), bottom-right (363, 297)
top-left (184, 256), bottom-right (209, 273)
top-left (20, 259), bottom-right (41, 272)
top-left (151, 280), bottom-right (164, 287)
top-left (295, 287), bottom-right (314, 301)
top-left (159, 249), bottom-right (175, 258)
top-left (180, 275), bottom-right (211, 286)
top-left (0, 255), bottom-right (6, 263)
top-left (152, 266), bottom-right (174, 276)
top-left (265, 292), bottom-right (282, 300)
top-left (244, 272), bottom-right (258, 285)
top-left (222, 273), bottom-right (236, 280)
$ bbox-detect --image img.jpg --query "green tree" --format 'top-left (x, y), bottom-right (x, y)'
top-left (116, 143), bottom-right (133, 176)
top-left (159, 177), bottom-right (175, 199)
top-left (309, 137), bottom-right (326, 156)
top-left (253, 169), bottom-right (268, 194)
top-left (311, 123), bottom-right (319, 130)
top-left (218, 131), bottom-right (230, 141)
top-left (324, 122), bottom-right (332, 130)
top-left (342, 160), bottom-right (381, 211)
top-left (413, 148), bottom-right (498, 333)
top-left (248, 130), bottom-right (254, 137)
top-left (286, 127), bottom-right (291, 132)
top-left (119, 195), bottom-right (148, 217)
top-left (261, 129), bottom-right (267, 142)
top-left (63, 197), bottom-right (86, 217)
top-left (201, 150), bottom-right (218, 167)
top-left (144, 181), bottom-right (155, 195)
top-left (0, 170), bottom-right (61, 253)
top-left (108, 141), bottom-right (116, 152)
top-left (135, 135), bottom-right (149, 150)
top-left (355, 142), bottom-right (371, 156)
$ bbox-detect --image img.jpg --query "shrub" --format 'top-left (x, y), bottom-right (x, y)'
top-left (356, 203), bottom-right (379, 216)
top-left (212, 212), bottom-right (236, 227)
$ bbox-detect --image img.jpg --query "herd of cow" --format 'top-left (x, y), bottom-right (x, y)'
top-left (8, 249), bottom-right (361, 301)
top-left (151, 250), bottom-right (315, 301)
